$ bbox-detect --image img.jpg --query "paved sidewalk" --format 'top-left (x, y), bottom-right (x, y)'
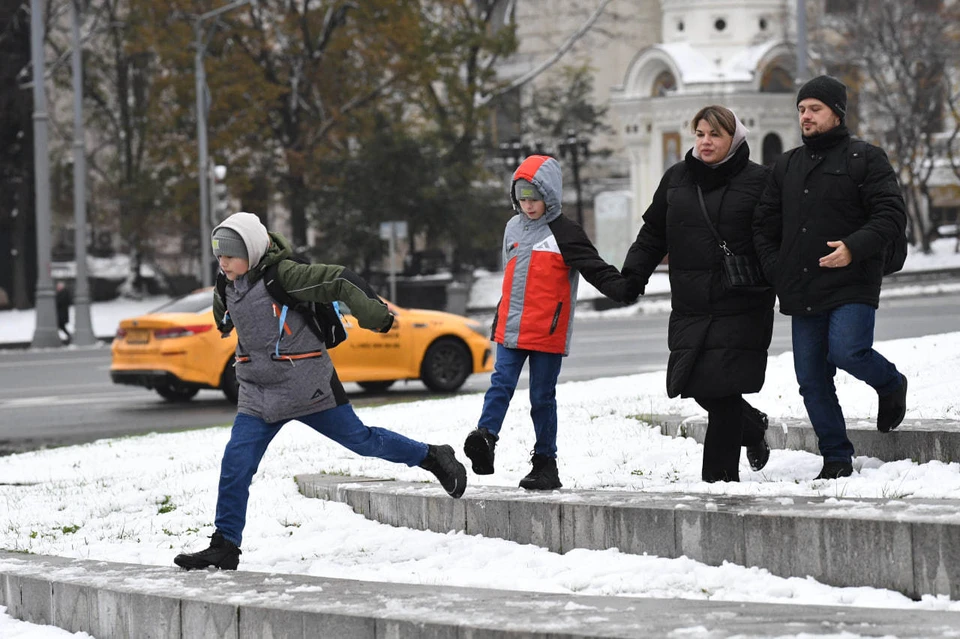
top-left (3, 551), bottom-right (960, 638)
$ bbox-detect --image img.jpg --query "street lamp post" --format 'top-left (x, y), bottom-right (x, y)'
top-left (193, 0), bottom-right (250, 287)
top-left (29, 0), bottom-right (60, 348)
top-left (70, 0), bottom-right (95, 346)
top-left (558, 131), bottom-right (589, 228)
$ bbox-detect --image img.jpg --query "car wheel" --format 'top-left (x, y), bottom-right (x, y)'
top-left (420, 337), bottom-right (471, 392)
top-left (357, 380), bottom-right (395, 393)
top-left (155, 384), bottom-right (199, 402)
top-left (221, 360), bottom-right (239, 404)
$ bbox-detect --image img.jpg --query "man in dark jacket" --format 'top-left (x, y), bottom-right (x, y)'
top-left (753, 75), bottom-right (908, 480)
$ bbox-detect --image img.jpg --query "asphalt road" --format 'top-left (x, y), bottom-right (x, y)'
top-left (0, 291), bottom-right (957, 454)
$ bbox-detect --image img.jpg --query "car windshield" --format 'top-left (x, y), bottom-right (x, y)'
top-left (150, 290), bottom-right (213, 314)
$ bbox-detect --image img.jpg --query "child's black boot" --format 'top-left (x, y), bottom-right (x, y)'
top-left (519, 453), bottom-right (562, 490)
top-left (174, 531), bottom-right (241, 570)
top-left (463, 427), bottom-right (498, 475)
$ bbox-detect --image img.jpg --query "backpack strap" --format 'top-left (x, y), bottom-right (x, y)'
top-left (214, 271), bottom-right (233, 336)
top-left (263, 260), bottom-right (329, 347)
top-left (848, 138), bottom-right (868, 187)
top-left (847, 138), bottom-right (869, 214)
top-left (773, 147), bottom-right (799, 188)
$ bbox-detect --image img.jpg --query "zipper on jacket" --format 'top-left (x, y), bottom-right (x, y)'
top-left (270, 350), bottom-right (325, 364)
top-left (549, 302), bottom-right (563, 335)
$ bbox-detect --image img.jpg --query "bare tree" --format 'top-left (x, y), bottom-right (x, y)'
top-left (942, 67), bottom-right (960, 252)
top-left (816, 0), bottom-right (960, 251)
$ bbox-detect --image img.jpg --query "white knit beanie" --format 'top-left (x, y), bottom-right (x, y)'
top-left (212, 212), bottom-right (270, 270)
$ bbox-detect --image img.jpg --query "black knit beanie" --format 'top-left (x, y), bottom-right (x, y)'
top-left (796, 75), bottom-right (847, 121)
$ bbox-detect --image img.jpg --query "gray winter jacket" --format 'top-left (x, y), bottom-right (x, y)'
top-left (213, 232), bottom-right (392, 423)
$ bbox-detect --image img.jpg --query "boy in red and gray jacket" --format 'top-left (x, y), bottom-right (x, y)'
top-left (463, 155), bottom-right (639, 489)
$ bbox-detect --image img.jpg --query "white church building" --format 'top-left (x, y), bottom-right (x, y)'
top-left (596, 0), bottom-right (802, 263)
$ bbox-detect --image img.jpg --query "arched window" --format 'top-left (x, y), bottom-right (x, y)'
top-left (762, 133), bottom-right (783, 166)
top-left (760, 66), bottom-right (793, 93)
top-left (651, 70), bottom-right (677, 97)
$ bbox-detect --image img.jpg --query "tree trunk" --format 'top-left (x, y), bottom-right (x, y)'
top-left (287, 174), bottom-right (309, 248)
top-left (12, 168), bottom-right (35, 309)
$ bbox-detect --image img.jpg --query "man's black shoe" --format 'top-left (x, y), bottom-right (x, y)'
top-left (877, 375), bottom-right (908, 433)
top-left (815, 460), bottom-right (853, 480)
top-left (746, 410), bottom-right (770, 472)
top-left (463, 428), bottom-right (498, 475)
top-left (174, 531), bottom-right (241, 570)
top-left (519, 453), bottom-right (562, 490)
top-left (420, 444), bottom-right (467, 498)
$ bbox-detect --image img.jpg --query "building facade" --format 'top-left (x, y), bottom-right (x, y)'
top-left (609, 0), bottom-right (800, 249)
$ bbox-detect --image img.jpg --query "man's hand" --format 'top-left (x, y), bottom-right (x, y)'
top-left (819, 241), bottom-right (852, 268)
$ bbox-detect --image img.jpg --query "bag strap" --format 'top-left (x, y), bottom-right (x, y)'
top-left (695, 185), bottom-right (733, 256)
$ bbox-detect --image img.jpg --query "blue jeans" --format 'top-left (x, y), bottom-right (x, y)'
top-left (215, 404), bottom-right (428, 546)
top-left (792, 303), bottom-right (901, 463)
top-left (477, 343), bottom-right (564, 458)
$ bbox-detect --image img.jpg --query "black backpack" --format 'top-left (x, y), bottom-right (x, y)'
top-left (774, 139), bottom-right (907, 276)
top-left (215, 255), bottom-right (348, 349)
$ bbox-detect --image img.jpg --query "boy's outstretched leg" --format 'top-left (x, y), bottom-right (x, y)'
top-left (420, 444), bottom-right (468, 498)
top-left (174, 532), bottom-right (241, 570)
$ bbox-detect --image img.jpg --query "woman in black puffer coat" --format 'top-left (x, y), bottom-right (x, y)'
top-left (623, 105), bottom-right (776, 482)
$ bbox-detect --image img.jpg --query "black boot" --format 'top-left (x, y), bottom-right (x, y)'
top-left (419, 444), bottom-right (467, 498)
top-left (519, 453), bottom-right (562, 490)
top-left (174, 531), bottom-right (241, 570)
top-left (815, 460), bottom-right (853, 480)
top-left (877, 375), bottom-right (907, 433)
top-left (463, 428), bottom-right (498, 475)
top-left (745, 410), bottom-right (771, 472)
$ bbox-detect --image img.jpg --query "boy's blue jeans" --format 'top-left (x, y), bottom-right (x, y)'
top-left (215, 404), bottom-right (428, 546)
top-left (477, 343), bottom-right (564, 458)
top-left (791, 303), bottom-right (902, 463)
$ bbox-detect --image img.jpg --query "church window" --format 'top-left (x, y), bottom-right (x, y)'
top-left (651, 70), bottom-right (677, 97)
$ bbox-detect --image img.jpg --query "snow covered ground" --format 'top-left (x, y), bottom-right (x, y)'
top-left (2, 239), bottom-right (960, 637)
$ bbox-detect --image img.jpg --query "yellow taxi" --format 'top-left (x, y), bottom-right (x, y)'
top-left (110, 288), bottom-right (493, 402)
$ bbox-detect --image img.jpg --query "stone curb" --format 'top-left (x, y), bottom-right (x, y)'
top-left (4, 551), bottom-right (960, 638)
top-left (651, 414), bottom-right (960, 464)
top-left (297, 475), bottom-right (960, 601)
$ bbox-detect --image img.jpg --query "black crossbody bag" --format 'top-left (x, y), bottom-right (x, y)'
top-left (695, 185), bottom-right (771, 293)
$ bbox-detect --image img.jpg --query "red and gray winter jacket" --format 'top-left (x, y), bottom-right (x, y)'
top-left (492, 155), bottom-right (631, 355)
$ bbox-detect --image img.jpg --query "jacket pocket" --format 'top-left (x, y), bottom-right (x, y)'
top-left (549, 302), bottom-right (563, 335)
top-left (270, 350), bottom-right (325, 363)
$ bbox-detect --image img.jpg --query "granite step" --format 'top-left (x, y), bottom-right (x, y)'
top-left (653, 414), bottom-right (960, 464)
top-left (297, 474), bottom-right (960, 601)
top-left (3, 551), bottom-right (960, 638)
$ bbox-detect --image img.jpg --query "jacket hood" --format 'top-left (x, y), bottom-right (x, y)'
top-left (213, 212), bottom-right (271, 270)
top-left (510, 155), bottom-right (563, 223)
top-left (255, 232), bottom-right (293, 274)
top-left (233, 232), bottom-right (292, 284)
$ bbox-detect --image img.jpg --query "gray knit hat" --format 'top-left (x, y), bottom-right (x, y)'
top-left (211, 227), bottom-right (248, 260)
top-left (514, 178), bottom-right (543, 201)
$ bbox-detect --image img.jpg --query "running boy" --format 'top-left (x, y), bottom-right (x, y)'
top-left (175, 212), bottom-right (466, 570)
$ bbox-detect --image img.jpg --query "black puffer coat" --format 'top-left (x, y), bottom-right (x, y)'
top-left (753, 126), bottom-right (906, 315)
top-left (623, 143), bottom-right (775, 399)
